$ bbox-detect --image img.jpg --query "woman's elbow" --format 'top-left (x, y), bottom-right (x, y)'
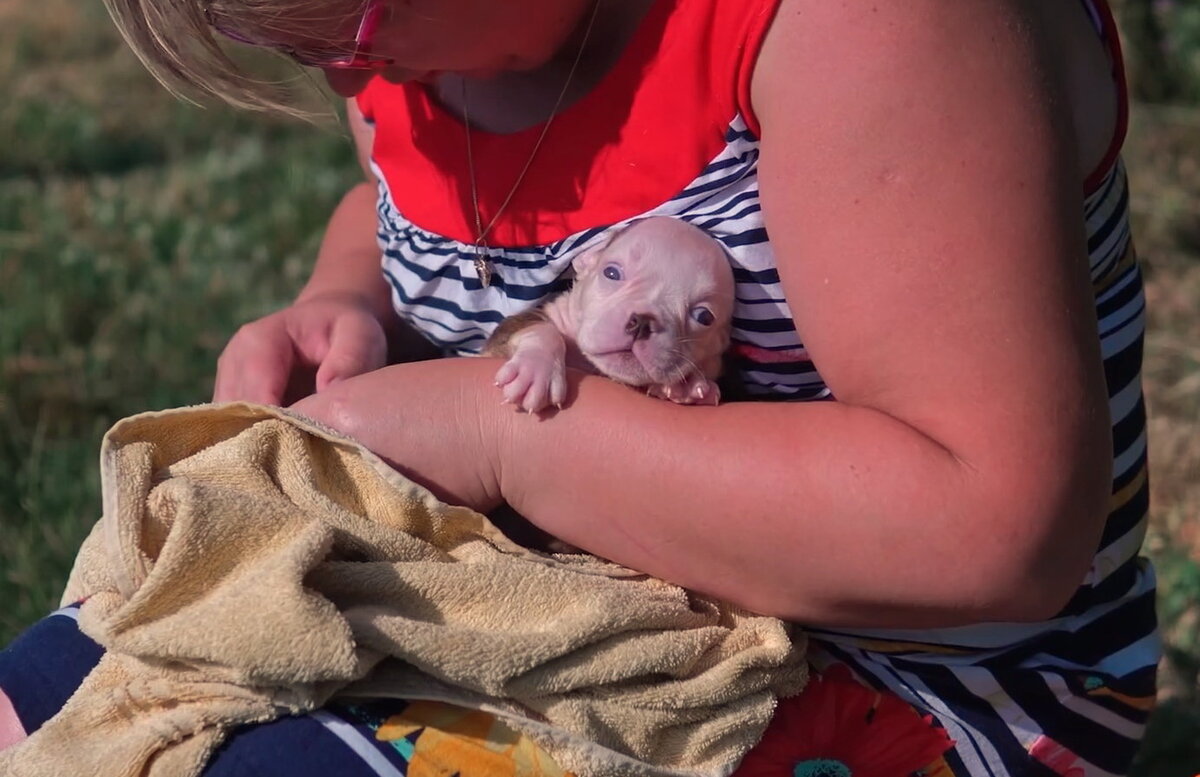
top-left (970, 478), bottom-right (1112, 623)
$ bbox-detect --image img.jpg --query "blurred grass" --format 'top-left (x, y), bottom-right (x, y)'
top-left (1124, 105), bottom-right (1200, 775)
top-left (0, 1), bottom-right (1196, 774)
top-left (0, 0), bottom-right (359, 627)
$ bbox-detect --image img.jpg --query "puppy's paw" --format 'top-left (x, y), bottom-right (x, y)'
top-left (647, 374), bottom-right (721, 406)
top-left (494, 351), bottom-right (568, 414)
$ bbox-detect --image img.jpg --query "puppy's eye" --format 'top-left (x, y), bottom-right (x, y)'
top-left (602, 264), bottom-right (622, 281)
top-left (691, 307), bottom-right (715, 326)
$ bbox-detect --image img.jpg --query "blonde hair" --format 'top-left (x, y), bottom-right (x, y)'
top-left (101, 0), bottom-right (359, 114)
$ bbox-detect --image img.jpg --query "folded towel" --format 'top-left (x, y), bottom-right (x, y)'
top-left (0, 403), bottom-right (806, 777)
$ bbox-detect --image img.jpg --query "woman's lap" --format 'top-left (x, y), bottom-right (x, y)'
top-left (0, 605), bottom-right (102, 733)
top-left (0, 606), bottom-right (576, 776)
top-left (0, 606), bottom-right (377, 776)
top-left (2, 608), bottom-right (1149, 777)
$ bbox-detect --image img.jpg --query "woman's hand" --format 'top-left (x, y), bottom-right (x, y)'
top-left (213, 130), bottom-right (410, 406)
top-left (288, 357), bottom-right (511, 514)
top-left (213, 292), bottom-right (388, 406)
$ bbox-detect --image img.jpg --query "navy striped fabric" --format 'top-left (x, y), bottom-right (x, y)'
top-left (376, 118), bottom-right (831, 400)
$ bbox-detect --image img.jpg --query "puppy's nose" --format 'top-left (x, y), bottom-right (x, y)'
top-left (625, 313), bottom-right (657, 341)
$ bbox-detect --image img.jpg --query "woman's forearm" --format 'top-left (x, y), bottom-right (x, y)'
top-left (298, 357), bottom-right (1106, 629)
top-left (298, 181), bottom-right (392, 317)
top-left (498, 370), bottom-right (1108, 630)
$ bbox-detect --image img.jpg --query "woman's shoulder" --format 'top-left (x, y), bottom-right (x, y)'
top-left (752, 0), bottom-right (1123, 186)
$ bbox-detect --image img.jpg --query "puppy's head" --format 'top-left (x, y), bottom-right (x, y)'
top-left (569, 217), bottom-right (735, 387)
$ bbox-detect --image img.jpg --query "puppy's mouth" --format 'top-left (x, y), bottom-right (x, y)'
top-left (584, 345), bottom-right (698, 388)
top-left (582, 347), bottom-right (654, 386)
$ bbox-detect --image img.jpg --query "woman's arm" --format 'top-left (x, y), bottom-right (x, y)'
top-left (299, 0), bottom-right (1113, 629)
top-left (214, 100), bottom-right (437, 403)
top-left (297, 100), bottom-right (438, 362)
top-left (295, 100), bottom-right (391, 319)
top-left (506, 0), bottom-right (1113, 626)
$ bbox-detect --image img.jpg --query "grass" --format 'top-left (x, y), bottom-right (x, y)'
top-left (1123, 105), bottom-right (1200, 775)
top-left (0, 0), bottom-right (358, 630)
top-left (0, 2), bottom-right (1197, 774)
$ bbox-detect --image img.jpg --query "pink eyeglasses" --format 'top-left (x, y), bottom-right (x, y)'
top-left (206, 0), bottom-right (394, 70)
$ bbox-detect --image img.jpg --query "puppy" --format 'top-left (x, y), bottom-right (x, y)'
top-left (482, 217), bottom-right (735, 413)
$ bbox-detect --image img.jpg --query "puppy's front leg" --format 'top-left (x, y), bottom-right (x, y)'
top-left (493, 322), bottom-right (569, 413)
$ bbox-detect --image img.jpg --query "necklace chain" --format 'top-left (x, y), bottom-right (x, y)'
top-left (462, 0), bottom-right (602, 287)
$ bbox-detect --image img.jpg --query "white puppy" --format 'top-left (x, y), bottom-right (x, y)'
top-left (483, 217), bottom-right (735, 413)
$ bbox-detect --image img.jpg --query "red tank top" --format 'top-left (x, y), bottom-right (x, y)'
top-left (355, 0), bottom-right (781, 248)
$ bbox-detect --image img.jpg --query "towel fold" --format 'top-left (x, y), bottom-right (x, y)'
top-left (0, 403), bottom-right (806, 777)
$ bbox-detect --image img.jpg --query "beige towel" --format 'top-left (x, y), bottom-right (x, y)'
top-left (0, 403), bottom-right (806, 777)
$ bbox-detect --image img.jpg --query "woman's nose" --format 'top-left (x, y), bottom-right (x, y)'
top-left (322, 69), bottom-right (375, 97)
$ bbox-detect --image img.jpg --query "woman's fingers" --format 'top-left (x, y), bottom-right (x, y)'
top-left (314, 312), bottom-right (388, 393)
top-left (213, 320), bottom-right (296, 405)
top-left (214, 297), bottom-right (390, 406)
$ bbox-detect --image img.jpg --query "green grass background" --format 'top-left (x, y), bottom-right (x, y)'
top-left (1, 1), bottom-right (1197, 773)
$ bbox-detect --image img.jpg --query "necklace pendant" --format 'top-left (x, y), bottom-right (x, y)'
top-left (473, 252), bottom-right (494, 287)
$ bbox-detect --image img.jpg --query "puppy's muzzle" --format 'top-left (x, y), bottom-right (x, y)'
top-left (625, 312), bottom-right (659, 341)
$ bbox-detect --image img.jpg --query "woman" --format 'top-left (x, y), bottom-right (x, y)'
top-left (0, 0), bottom-right (1158, 774)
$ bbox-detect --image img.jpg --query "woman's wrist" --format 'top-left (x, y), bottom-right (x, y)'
top-left (295, 181), bottom-right (442, 363)
top-left (295, 260), bottom-right (392, 323)
top-left (288, 357), bottom-right (511, 511)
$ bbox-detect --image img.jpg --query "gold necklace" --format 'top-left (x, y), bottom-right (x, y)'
top-left (461, 0), bottom-right (602, 287)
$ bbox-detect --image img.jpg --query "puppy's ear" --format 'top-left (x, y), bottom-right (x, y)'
top-left (571, 245), bottom-right (605, 277)
top-left (570, 229), bottom-right (619, 276)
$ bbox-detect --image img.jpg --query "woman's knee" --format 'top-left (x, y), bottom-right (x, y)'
top-left (0, 605), bottom-right (103, 737)
top-left (0, 688), bottom-right (26, 751)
